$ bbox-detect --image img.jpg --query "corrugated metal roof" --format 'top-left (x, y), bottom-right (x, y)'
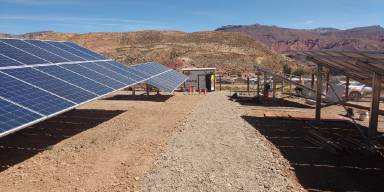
top-left (291, 50), bottom-right (384, 86)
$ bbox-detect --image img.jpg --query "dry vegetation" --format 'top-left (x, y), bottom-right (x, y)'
top-left (22, 31), bottom-right (298, 73)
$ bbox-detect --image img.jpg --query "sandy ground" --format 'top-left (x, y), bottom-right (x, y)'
top-left (141, 91), bottom-right (303, 191)
top-left (2, 89), bottom-right (381, 191)
top-left (0, 91), bottom-right (202, 192)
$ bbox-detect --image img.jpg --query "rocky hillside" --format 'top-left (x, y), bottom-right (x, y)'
top-left (216, 24), bottom-right (384, 53)
top-left (12, 31), bottom-right (296, 73)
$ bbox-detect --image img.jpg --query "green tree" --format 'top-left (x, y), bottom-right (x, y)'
top-left (293, 66), bottom-right (305, 76)
top-left (282, 63), bottom-right (292, 75)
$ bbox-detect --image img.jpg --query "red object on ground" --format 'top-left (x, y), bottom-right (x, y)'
top-left (188, 85), bottom-right (193, 95)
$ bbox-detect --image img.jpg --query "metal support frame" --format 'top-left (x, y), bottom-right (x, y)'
top-left (219, 75), bottom-right (222, 91)
top-left (345, 76), bottom-right (350, 99)
top-left (272, 75), bottom-right (276, 99)
top-left (282, 80), bottom-right (285, 95)
top-left (315, 65), bottom-right (323, 122)
top-left (289, 75), bottom-right (293, 94)
top-left (146, 84), bottom-right (150, 96)
top-left (368, 72), bottom-right (382, 138)
top-left (257, 70), bottom-right (260, 97)
top-left (311, 72), bottom-right (315, 89)
top-left (326, 72), bottom-right (330, 94)
top-left (263, 72), bottom-right (267, 95)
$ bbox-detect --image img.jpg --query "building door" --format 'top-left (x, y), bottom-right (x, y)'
top-left (206, 74), bottom-right (215, 92)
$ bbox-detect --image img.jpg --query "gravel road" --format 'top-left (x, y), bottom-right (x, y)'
top-left (141, 92), bottom-right (303, 191)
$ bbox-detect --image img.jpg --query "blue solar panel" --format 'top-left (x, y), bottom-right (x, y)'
top-left (0, 54), bottom-right (24, 67)
top-left (0, 39), bottom-right (68, 63)
top-left (0, 38), bottom-right (190, 138)
top-left (132, 62), bottom-right (169, 76)
top-left (0, 98), bottom-right (42, 133)
top-left (0, 42), bottom-right (47, 65)
top-left (26, 40), bottom-right (85, 62)
top-left (63, 42), bottom-right (107, 60)
top-left (103, 61), bottom-right (147, 82)
top-left (3, 67), bottom-right (97, 104)
top-left (46, 41), bottom-right (96, 60)
top-left (146, 77), bottom-right (173, 92)
top-left (0, 72), bottom-right (73, 115)
top-left (145, 62), bottom-right (170, 71)
top-left (82, 62), bottom-right (137, 85)
top-left (146, 70), bottom-right (189, 93)
top-left (36, 65), bottom-right (113, 96)
top-left (60, 64), bottom-right (125, 89)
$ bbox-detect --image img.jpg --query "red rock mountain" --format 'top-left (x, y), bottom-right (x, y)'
top-left (216, 24), bottom-right (384, 53)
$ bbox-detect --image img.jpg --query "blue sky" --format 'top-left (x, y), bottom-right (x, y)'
top-left (0, 0), bottom-right (383, 34)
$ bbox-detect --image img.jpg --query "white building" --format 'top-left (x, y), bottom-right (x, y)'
top-left (182, 67), bottom-right (216, 92)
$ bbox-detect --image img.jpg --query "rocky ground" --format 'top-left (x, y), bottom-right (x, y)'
top-left (0, 92), bottom-right (202, 192)
top-left (141, 92), bottom-right (303, 191)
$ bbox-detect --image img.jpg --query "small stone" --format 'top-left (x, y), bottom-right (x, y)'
top-left (134, 177), bottom-right (140, 181)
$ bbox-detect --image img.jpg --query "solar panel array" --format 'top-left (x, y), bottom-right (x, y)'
top-left (0, 38), bottom-right (188, 138)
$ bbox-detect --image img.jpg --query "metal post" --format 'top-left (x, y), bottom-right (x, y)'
top-left (219, 75), bottom-right (222, 91)
top-left (257, 70), bottom-right (260, 97)
top-left (263, 72), bottom-right (267, 96)
top-left (146, 84), bottom-right (150, 96)
top-left (326, 72), bottom-right (330, 94)
top-left (368, 72), bottom-right (381, 139)
top-left (345, 76), bottom-right (350, 99)
top-left (282, 80), bottom-right (285, 95)
top-left (247, 75), bottom-right (250, 94)
top-left (315, 65), bottom-right (323, 122)
top-left (311, 72), bottom-right (315, 89)
top-left (289, 75), bottom-right (292, 95)
top-left (272, 75), bottom-right (276, 99)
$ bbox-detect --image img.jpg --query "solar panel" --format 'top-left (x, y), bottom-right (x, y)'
top-left (36, 65), bottom-right (113, 95)
top-left (104, 61), bottom-right (147, 82)
top-left (0, 98), bottom-right (42, 133)
top-left (146, 68), bottom-right (189, 93)
top-left (80, 62), bottom-right (136, 86)
top-left (60, 63), bottom-right (125, 89)
top-left (0, 39), bottom-right (68, 63)
top-left (2, 67), bottom-right (97, 104)
top-left (26, 40), bottom-right (85, 62)
top-left (63, 42), bottom-right (107, 60)
top-left (0, 42), bottom-right (47, 66)
top-left (0, 38), bottom-right (189, 138)
top-left (0, 72), bottom-right (74, 115)
top-left (132, 62), bottom-right (169, 76)
top-left (46, 41), bottom-right (96, 60)
top-left (0, 54), bottom-right (24, 67)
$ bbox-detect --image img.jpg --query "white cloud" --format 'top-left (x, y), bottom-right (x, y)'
top-left (304, 20), bottom-right (314, 25)
top-left (0, 14), bottom-right (170, 33)
top-left (0, 15), bottom-right (150, 24)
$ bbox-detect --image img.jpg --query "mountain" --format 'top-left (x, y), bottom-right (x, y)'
top-left (13, 30), bottom-right (297, 72)
top-left (216, 24), bottom-right (384, 53)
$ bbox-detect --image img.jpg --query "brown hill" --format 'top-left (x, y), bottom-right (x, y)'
top-left (216, 24), bottom-right (384, 53)
top-left (14, 31), bottom-right (296, 73)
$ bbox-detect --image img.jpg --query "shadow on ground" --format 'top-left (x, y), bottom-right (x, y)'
top-left (0, 109), bottom-right (124, 172)
top-left (242, 115), bottom-right (384, 192)
top-left (104, 94), bottom-right (173, 102)
top-left (231, 96), bottom-right (313, 109)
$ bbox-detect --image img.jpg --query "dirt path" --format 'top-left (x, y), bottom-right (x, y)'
top-left (141, 92), bottom-right (303, 191)
top-left (0, 92), bottom-right (202, 192)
